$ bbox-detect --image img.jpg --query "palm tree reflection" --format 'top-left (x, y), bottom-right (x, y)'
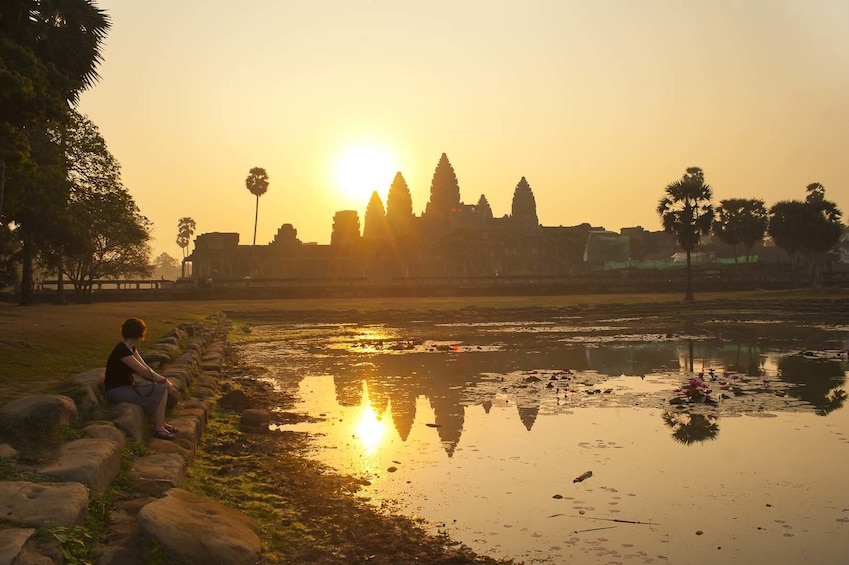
top-left (663, 411), bottom-right (720, 445)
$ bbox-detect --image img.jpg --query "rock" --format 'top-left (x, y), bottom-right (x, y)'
top-left (84, 422), bottom-right (126, 447)
top-left (241, 409), bottom-right (271, 428)
top-left (111, 402), bottom-right (146, 441)
top-left (39, 438), bottom-right (122, 497)
top-left (137, 488), bottom-right (261, 565)
top-left (0, 395), bottom-right (78, 430)
top-left (0, 481), bottom-right (89, 527)
top-left (142, 352), bottom-right (172, 365)
top-left (130, 453), bottom-right (187, 497)
top-left (0, 444), bottom-right (18, 459)
top-left (0, 528), bottom-right (36, 565)
top-left (217, 390), bottom-right (248, 412)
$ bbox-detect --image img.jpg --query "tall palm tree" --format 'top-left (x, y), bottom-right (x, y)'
top-left (245, 167), bottom-right (269, 248)
top-left (657, 167), bottom-right (714, 302)
top-left (177, 216), bottom-right (196, 258)
top-left (245, 166), bottom-right (269, 277)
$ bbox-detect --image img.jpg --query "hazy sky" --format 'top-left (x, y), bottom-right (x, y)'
top-left (78, 0), bottom-right (849, 259)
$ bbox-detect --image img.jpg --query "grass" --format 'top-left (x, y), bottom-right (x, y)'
top-left (1, 288), bottom-right (845, 403)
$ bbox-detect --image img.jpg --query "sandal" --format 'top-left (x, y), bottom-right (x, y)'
top-left (164, 423), bottom-right (179, 433)
top-left (153, 429), bottom-right (176, 440)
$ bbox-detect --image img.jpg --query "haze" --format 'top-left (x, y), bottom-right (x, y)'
top-left (77, 0), bottom-right (849, 259)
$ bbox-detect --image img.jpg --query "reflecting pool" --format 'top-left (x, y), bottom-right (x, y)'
top-left (240, 315), bottom-right (849, 564)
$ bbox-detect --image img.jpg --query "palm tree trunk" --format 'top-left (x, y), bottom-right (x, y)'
top-left (684, 248), bottom-right (694, 302)
top-left (253, 194), bottom-right (259, 247)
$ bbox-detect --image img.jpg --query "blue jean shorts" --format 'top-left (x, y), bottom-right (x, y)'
top-left (106, 383), bottom-right (168, 414)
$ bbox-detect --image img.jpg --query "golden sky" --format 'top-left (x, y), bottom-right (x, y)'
top-left (78, 0), bottom-right (849, 259)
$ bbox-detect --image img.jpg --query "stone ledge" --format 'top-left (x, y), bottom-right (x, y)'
top-left (0, 315), bottom-right (264, 564)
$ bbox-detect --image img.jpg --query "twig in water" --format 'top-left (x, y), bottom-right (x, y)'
top-left (548, 514), bottom-right (660, 526)
top-left (573, 526), bottom-right (618, 534)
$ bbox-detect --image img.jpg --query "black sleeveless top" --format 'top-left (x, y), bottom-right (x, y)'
top-left (105, 342), bottom-right (135, 390)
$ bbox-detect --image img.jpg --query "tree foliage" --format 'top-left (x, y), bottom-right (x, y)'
top-left (0, 0), bottom-right (110, 302)
top-left (768, 183), bottom-right (843, 285)
top-left (657, 166), bottom-right (713, 301)
top-left (176, 216), bottom-right (196, 258)
top-left (44, 110), bottom-right (152, 301)
top-left (712, 198), bottom-right (768, 263)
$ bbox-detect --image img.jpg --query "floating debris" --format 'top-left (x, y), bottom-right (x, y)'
top-left (573, 471), bottom-right (593, 483)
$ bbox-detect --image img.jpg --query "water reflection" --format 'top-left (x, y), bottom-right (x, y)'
top-left (778, 354), bottom-right (847, 415)
top-left (662, 411), bottom-right (720, 445)
top-left (355, 401), bottom-right (386, 455)
top-left (249, 319), bottom-right (849, 564)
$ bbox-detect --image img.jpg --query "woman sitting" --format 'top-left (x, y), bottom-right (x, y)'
top-left (104, 317), bottom-right (177, 440)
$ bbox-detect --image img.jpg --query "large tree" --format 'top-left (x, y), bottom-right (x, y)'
top-left (768, 183), bottom-right (843, 286)
top-left (0, 0), bottom-right (110, 303)
top-left (712, 198), bottom-right (768, 264)
top-left (657, 166), bottom-right (714, 302)
top-left (245, 167), bottom-right (269, 247)
top-left (42, 110), bottom-right (151, 301)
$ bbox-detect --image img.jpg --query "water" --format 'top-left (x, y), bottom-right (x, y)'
top-left (239, 315), bottom-right (849, 564)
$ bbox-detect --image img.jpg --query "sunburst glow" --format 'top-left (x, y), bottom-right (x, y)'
top-left (355, 401), bottom-right (387, 455)
top-left (332, 144), bottom-right (397, 205)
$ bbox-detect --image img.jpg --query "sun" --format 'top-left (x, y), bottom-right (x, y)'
top-left (332, 144), bottom-right (397, 205)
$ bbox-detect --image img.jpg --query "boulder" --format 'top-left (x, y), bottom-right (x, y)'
top-left (0, 528), bottom-right (36, 565)
top-left (83, 422), bottom-right (126, 447)
top-left (111, 402), bottom-right (146, 441)
top-left (39, 438), bottom-right (122, 496)
top-left (0, 482), bottom-right (89, 527)
top-left (0, 395), bottom-right (77, 430)
top-left (241, 409), bottom-right (271, 428)
top-left (137, 489), bottom-right (261, 565)
top-left (130, 453), bottom-right (186, 497)
top-left (217, 389), bottom-right (248, 412)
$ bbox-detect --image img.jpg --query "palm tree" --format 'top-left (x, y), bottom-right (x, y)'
top-left (0, 0), bottom-right (111, 213)
top-left (177, 216), bottom-right (196, 258)
top-left (657, 167), bottom-right (714, 302)
top-left (245, 167), bottom-right (269, 247)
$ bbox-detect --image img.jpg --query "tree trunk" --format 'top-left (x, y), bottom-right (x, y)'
top-left (253, 194), bottom-right (259, 247)
top-left (19, 228), bottom-right (33, 305)
top-left (0, 155), bottom-right (5, 217)
top-left (55, 248), bottom-right (66, 304)
top-left (684, 248), bottom-right (694, 302)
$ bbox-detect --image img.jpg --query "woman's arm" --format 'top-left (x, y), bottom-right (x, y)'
top-left (120, 354), bottom-right (169, 384)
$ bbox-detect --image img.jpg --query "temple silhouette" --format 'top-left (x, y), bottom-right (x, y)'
top-left (183, 153), bottom-right (703, 285)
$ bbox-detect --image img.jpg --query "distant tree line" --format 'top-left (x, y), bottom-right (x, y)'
top-left (658, 167), bottom-right (844, 301)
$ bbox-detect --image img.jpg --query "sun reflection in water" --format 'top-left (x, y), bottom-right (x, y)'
top-left (355, 384), bottom-right (386, 456)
